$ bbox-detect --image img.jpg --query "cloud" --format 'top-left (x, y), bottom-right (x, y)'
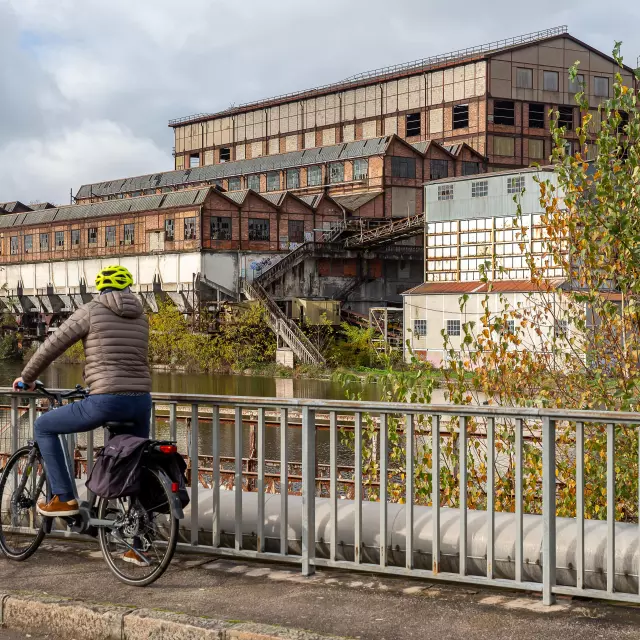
top-left (1, 0), bottom-right (639, 204)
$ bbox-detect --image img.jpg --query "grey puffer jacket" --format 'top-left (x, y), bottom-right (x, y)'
top-left (22, 292), bottom-right (151, 395)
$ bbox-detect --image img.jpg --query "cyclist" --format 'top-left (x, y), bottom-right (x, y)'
top-left (13, 265), bottom-right (152, 545)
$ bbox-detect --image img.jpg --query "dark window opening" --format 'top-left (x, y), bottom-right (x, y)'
top-left (406, 113), bottom-right (421, 137)
top-left (247, 175), bottom-right (261, 191)
top-left (55, 231), bottom-right (65, 248)
top-left (288, 220), bottom-right (304, 244)
top-left (219, 147), bottom-right (231, 162)
top-left (189, 153), bottom-right (200, 168)
top-left (184, 217), bottom-right (197, 240)
top-left (329, 162), bottom-right (344, 183)
top-left (165, 219), bottom-right (175, 241)
top-left (267, 171), bottom-right (280, 192)
top-left (88, 228), bottom-right (97, 245)
top-left (453, 104), bottom-right (469, 129)
top-left (10, 237), bottom-right (18, 255)
top-left (124, 223), bottom-right (135, 246)
top-left (71, 229), bottom-right (80, 247)
top-left (558, 106), bottom-right (573, 130)
top-left (39, 233), bottom-right (49, 252)
top-left (391, 156), bottom-right (416, 179)
top-left (529, 103), bottom-right (545, 129)
top-left (494, 100), bottom-right (515, 126)
top-left (249, 218), bottom-right (270, 241)
top-left (105, 226), bottom-right (116, 247)
top-left (462, 162), bottom-right (480, 176)
top-left (227, 177), bottom-right (241, 191)
top-left (25, 235), bottom-right (33, 254)
top-left (210, 217), bottom-right (231, 240)
top-left (430, 159), bottom-right (449, 180)
top-left (618, 110), bottom-right (629, 134)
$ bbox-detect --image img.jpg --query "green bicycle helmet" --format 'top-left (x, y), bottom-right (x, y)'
top-left (95, 265), bottom-right (134, 291)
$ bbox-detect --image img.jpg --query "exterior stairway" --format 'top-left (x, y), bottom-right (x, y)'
top-left (241, 279), bottom-right (325, 365)
top-left (343, 213), bottom-right (425, 249)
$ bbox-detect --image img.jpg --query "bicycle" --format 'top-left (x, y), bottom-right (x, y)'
top-left (0, 382), bottom-right (184, 586)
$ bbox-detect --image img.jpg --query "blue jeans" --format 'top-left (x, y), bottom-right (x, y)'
top-left (35, 393), bottom-right (152, 502)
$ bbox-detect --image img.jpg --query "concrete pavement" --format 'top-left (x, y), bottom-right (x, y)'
top-left (2, 538), bottom-right (640, 640)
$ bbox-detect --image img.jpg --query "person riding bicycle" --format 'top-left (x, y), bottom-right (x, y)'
top-left (13, 265), bottom-right (152, 529)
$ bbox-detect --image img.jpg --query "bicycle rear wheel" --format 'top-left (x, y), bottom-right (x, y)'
top-left (97, 467), bottom-right (179, 586)
top-left (0, 446), bottom-right (48, 560)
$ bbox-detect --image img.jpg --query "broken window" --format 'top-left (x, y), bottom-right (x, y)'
top-left (55, 231), bottom-right (65, 249)
top-left (353, 158), bottom-right (369, 180)
top-left (71, 229), bottom-right (80, 247)
top-left (307, 166), bottom-right (322, 186)
top-left (286, 169), bottom-right (300, 189)
top-left (453, 104), bottom-right (469, 129)
top-left (494, 100), bottom-right (515, 126)
top-left (405, 112), bottom-right (421, 137)
top-left (189, 153), bottom-right (200, 168)
top-left (10, 236), bottom-right (18, 255)
top-left (462, 161), bottom-right (480, 176)
top-left (557, 106), bottom-right (574, 130)
top-left (516, 68), bottom-right (533, 89)
top-left (248, 218), bottom-right (270, 241)
top-left (227, 177), bottom-right (241, 191)
top-left (25, 235), bottom-right (33, 254)
top-left (124, 223), bottom-right (135, 245)
top-left (165, 219), bottom-right (175, 240)
top-left (437, 185), bottom-right (454, 201)
top-left (105, 226), bottom-right (116, 247)
top-left (267, 171), bottom-right (280, 191)
top-left (39, 233), bottom-right (49, 251)
top-left (391, 157), bottom-right (416, 179)
top-left (184, 217), bottom-right (197, 240)
top-left (210, 217), bottom-right (231, 240)
top-left (219, 147), bottom-right (231, 162)
top-left (430, 159), bottom-right (449, 180)
top-left (247, 175), bottom-right (261, 191)
top-left (543, 71), bottom-right (559, 92)
top-left (594, 77), bottom-right (609, 97)
top-left (329, 162), bottom-right (344, 183)
top-left (528, 103), bottom-right (545, 129)
top-left (288, 219), bottom-right (304, 243)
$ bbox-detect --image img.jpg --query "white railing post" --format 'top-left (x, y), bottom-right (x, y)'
top-left (542, 417), bottom-right (557, 605)
top-left (301, 407), bottom-right (316, 576)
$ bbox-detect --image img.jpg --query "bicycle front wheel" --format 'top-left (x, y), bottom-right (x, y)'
top-left (0, 446), bottom-right (48, 560)
top-left (97, 467), bottom-right (179, 586)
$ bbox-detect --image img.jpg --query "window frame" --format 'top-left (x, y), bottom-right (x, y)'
top-left (471, 180), bottom-right (488, 198)
top-left (494, 135), bottom-right (516, 157)
top-left (462, 161), bottom-right (480, 176)
top-left (123, 223), bottom-right (135, 246)
top-left (353, 158), bottom-right (369, 181)
top-left (184, 217), bottom-right (197, 240)
top-left (88, 227), bottom-right (98, 245)
top-left (569, 73), bottom-right (585, 94)
top-left (307, 165), bottom-right (322, 187)
top-left (507, 176), bottom-right (526, 194)
top-left (266, 171), bottom-right (280, 192)
top-left (437, 185), bottom-right (454, 201)
top-left (247, 175), bottom-right (261, 191)
top-left (227, 176), bottom-right (242, 191)
top-left (528, 103), bottom-right (545, 129)
top-left (210, 216), bottom-right (232, 241)
top-left (165, 219), bottom-right (175, 241)
top-left (105, 225), bottom-right (116, 247)
top-left (405, 112), bottom-right (421, 137)
top-left (219, 147), bottom-right (231, 162)
top-left (557, 106), bottom-right (574, 130)
top-left (39, 233), bottom-right (50, 252)
top-left (71, 229), bottom-right (80, 247)
top-left (391, 156), bottom-right (417, 179)
top-left (55, 230), bottom-right (65, 249)
top-left (594, 76), bottom-right (609, 98)
top-left (10, 236), bottom-right (19, 256)
top-left (430, 159), bottom-right (449, 180)
top-left (287, 219), bottom-right (305, 244)
top-left (248, 218), bottom-right (270, 242)
top-left (516, 67), bottom-right (533, 89)
top-left (24, 235), bottom-right (33, 254)
top-left (329, 162), bottom-right (344, 184)
top-left (446, 319), bottom-right (461, 337)
top-left (493, 100), bottom-right (515, 126)
top-left (543, 70), bottom-right (559, 92)
top-left (286, 168), bottom-right (300, 190)
top-left (453, 104), bottom-right (469, 129)
top-left (189, 153), bottom-right (200, 168)
top-left (413, 319), bottom-right (427, 338)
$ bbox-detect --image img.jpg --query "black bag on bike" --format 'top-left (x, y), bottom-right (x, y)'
top-left (86, 434), bottom-right (150, 499)
top-left (138, 452), bottom-right (190, 514)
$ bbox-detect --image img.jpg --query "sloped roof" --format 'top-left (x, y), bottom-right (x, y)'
top-left (0, 201), bottom-right (32, 214)
top-left (76, 137), bottom-right (393, 200)
top-left (403, 279), bottom-right (566, 295)
top-left (28, 202), bottom-right (56, 210)
top-left (331, 191), bottom-right (383, 212)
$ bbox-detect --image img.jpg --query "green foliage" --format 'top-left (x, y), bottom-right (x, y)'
top-left (58, 341), bottom-right (86, 364)
top-left (0, 333), bottom-right (21, 361)
top-left (326, 322), bottom-right (380, 368)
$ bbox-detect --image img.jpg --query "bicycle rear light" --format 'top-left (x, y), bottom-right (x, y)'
top-left (171, 482), bottom-right (179, 493)
top-left (159, 444), bottom-right (177, 454)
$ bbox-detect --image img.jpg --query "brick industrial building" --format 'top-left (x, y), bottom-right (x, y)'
top-left (169, 26), bottom-right (636, 173)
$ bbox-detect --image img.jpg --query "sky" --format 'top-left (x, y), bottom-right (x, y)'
top-left (1, 0), bottom-right (639, 206)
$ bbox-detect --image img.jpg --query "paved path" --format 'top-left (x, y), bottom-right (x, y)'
top-left (0, 631), bottom-right (59, 639)
top-left (3, 539), bottom-right (640, 640)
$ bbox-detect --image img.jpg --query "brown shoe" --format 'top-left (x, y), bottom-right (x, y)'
top-left (123, 549), bottom-right (150, 567)
top-left (37, 496), bottom-right (80, 517)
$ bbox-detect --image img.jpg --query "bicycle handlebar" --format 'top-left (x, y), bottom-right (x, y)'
top-left (16, 381), bottom-right (89, 403)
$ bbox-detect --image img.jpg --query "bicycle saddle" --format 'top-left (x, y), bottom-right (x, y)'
top-left (104, 421), bottom-right (136, 432)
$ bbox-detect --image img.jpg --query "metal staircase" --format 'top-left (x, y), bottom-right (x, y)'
top-left (343, 213), bottom-right (425, 249)
top-left (241, 279), bottom-right (325, 365)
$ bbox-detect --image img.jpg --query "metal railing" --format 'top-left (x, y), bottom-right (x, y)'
top-left (344, 213), bottom-right (425, 248)
top-left (3, 390), bottom-right (640, 606)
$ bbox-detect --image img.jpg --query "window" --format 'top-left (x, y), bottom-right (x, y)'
top-left (529, 103), bottom-right (545, 129)
top-left (471, 180), bottom-right (488, 198)
top-left (406, 112), bottom-right (421, 137)
top-left (453, 104), bottom-right (469, 129)
top-left (55, 231), bottom-right (65, 249)
top-left (288, 220), bottom-right (304, 243)
top-left (39, 233), bottom-right (49, 251)
top-left (353, 158), bottom-right (369, 180)
top-left (507, 176), bottom-right (526, 194)
top-left (165, 219), bottom-right (174, 241)
top-left (594, 76), bottom-right (609, 97)
top-left (307, 165), bottom-right (322, 186)
top-left (124, 223), bottom-right (135, 246)
top-left (437, 185), bottom-right (454, 201)
top-left (10, 237), bottom-right (18, 255)
top-left (227, 177), bottom-right (241, 191)
top-left (506, 320), bottom-right (516, 335)
top-left (430, 159), bottom-right (449, 180)
top-left (555, 319), bottom-right (568, 339)
top-left (543, 71), bottom-right (559, 92)
top-left (88, 228), bottom-right (98, 245)
top-left (24, 235), bottom-right (33, 254)
top-left (516, 68), bottom-right (533, 89)
top-left (529, 139), bottom-right (544, 160)
top-left (267, 171), bottom-right (280, 192)
top-left (494, 100), bottom-right (515, 126)
top-left (446, 319), bottom-right (461, 336)
top-left (569, 73), bottom-right (585, 94)
top-left (618, 110), bottom-right (629, 134)
top-left (247, 175), bottom-right (261, 191)
top-left (413, 319), bottom-right (427, 338)
top-left (71, 229), bottom-right (80, 247)
top-left (184, 217), bottom-right (197, 240)
top-left (558, 106), bottom-right (573, 130)
top-left (210, 217), bottom-right (231, 240)
top-left (391, 156), bottom-right (416, 178)
top-left (329, 162), bottom-right (344, 183)
top-left (105, 226), bottom-right (116, 247)
top-left (494, 136), bottom-right (515, 156)
top-left (248, 218), bottom-right (270, 241)
top-left (189, 153), bottom-right (200, 168)
top-left (219, 147), bottom-right (231, 162)
top-left (286, 169), bottom-right (300, 189)
top-left (462, 161), bottom-right (480, 176)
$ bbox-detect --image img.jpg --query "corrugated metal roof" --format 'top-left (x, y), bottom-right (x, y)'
top-left (298, 195), bottom-right (323, 208)
top-left (28, 202), bottom-right (55, 210)
top-left (331, 191), bottom-right (383, 212)
top-left (403, 279), bottom-right (565, 295)
top-left (76, 137), bottom-right (392, 199)
top-left (0, 201), bottom-right (31, 213)
top-left (261, 193), bottom-right (286, 207)
top-left (161, 190), bottom-right (199, 208)
top-left (222, 190), bottom-right (250, 205)
top-left (21, 209), bottom-right (58, 226)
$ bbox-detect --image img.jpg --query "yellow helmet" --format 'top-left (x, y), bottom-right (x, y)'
top-left (95, 265), bottom-right (134, 291)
